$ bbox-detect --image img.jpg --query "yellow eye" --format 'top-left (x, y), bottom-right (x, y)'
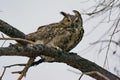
top-left (64, 17), bottom-right (71, 22)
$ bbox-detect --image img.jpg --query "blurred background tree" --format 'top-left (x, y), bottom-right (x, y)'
top-left (83, 0), bottom-right (120, 77)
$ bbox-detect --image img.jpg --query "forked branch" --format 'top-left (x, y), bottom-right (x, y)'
top-left (0, 19), bottom-right (120, 80)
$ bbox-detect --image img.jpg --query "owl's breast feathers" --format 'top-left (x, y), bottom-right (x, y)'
top-left (27, 23), bottom-right (84, 51)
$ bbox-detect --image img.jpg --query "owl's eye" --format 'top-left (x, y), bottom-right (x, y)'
top-left (75, 19), bottom-right (79, 23)
top-left (67, 19), bottom-right (71, 22)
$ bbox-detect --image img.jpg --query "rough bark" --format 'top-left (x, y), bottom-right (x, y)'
top-left (0, 19), bottom-right (28, 45)
top-left (0, 44), bottom-right (120, 80)
top-left (0, 19), bottom-right (120, 80)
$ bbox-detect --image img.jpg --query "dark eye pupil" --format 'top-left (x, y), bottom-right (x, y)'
top-left (67, 19), bottom-right (70, 22)
top-left (76, 20), bottom-right (79, 22)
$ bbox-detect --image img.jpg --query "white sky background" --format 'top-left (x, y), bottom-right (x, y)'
top-left (0, 0), bottom-right (119, 80)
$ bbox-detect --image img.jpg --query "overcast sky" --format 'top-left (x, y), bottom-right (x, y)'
top-left (0, 0), bottom-right (119, 80)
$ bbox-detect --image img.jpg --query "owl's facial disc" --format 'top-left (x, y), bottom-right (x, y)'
top-left (72, 17), bottom-right (79, 28)
top-left (63, 16), bottom-right (72, 26)
top-left (75, 17), bottom-right (80, 24)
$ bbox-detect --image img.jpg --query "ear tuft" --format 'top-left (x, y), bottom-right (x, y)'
top-left (60, 12), bottom-right (67, 17)
top-left (73, 10), bottom-right (81, 17)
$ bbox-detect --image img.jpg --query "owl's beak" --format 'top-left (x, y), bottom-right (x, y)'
top-left (71, 23), bottom-right (74, 27)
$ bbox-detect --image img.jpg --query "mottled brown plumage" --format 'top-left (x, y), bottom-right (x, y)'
top-left (27, 10), bottom-right (84, 52)
top-left (16, 10), bottom-right (84, 61)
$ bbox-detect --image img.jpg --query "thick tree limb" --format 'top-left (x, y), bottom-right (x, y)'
top-left (0, 19), bottom-right (29, 45)
top-left (0, 44), bottom-right (120, 80)
top-left (0, 19), bottom-right (120, 80)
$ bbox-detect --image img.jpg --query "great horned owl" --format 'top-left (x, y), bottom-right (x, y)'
top-left (27, 10), bottom-right (84, 52)
top-left (17, 10), bottom-right (84, 62)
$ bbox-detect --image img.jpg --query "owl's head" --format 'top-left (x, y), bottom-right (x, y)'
top-left (60, 10), bottom-right (83, 28)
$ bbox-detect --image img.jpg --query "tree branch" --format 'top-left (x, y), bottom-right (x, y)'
top-left (0, 19), bottom-right (29, 45)
top-left (0, 19), bottom-right (120, 80)
top-left (91, 40), bottom-right (120, 47)
top-left (0, 44), bottom-right (120, 80)
top-left (17, 57), bottom-right (35, 80)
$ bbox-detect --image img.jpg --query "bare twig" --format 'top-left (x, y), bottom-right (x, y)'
top-left (0, 67), bottom-right (7, 80)
top-left (79, 71), bottom-right (110, 80)
top-left (5, 64), bottom-right (26, 68)
top-left (0, 38), bottom-right (34, 45)
top-left (0, 34), bottom-right (7, 47)
top-left (17, 57), bottom-right (35, 80)
top-left (104, 14), bottom-right (120, 67)
top-left (91, 40), bottom-right (120, 47)
top-left (79, 73), bottom-right (84, 80)
top-left (84, 71), bottom-right (110, 80)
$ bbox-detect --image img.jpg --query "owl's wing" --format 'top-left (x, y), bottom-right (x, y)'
top-left (27, 23), bottom-right (63, 44)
